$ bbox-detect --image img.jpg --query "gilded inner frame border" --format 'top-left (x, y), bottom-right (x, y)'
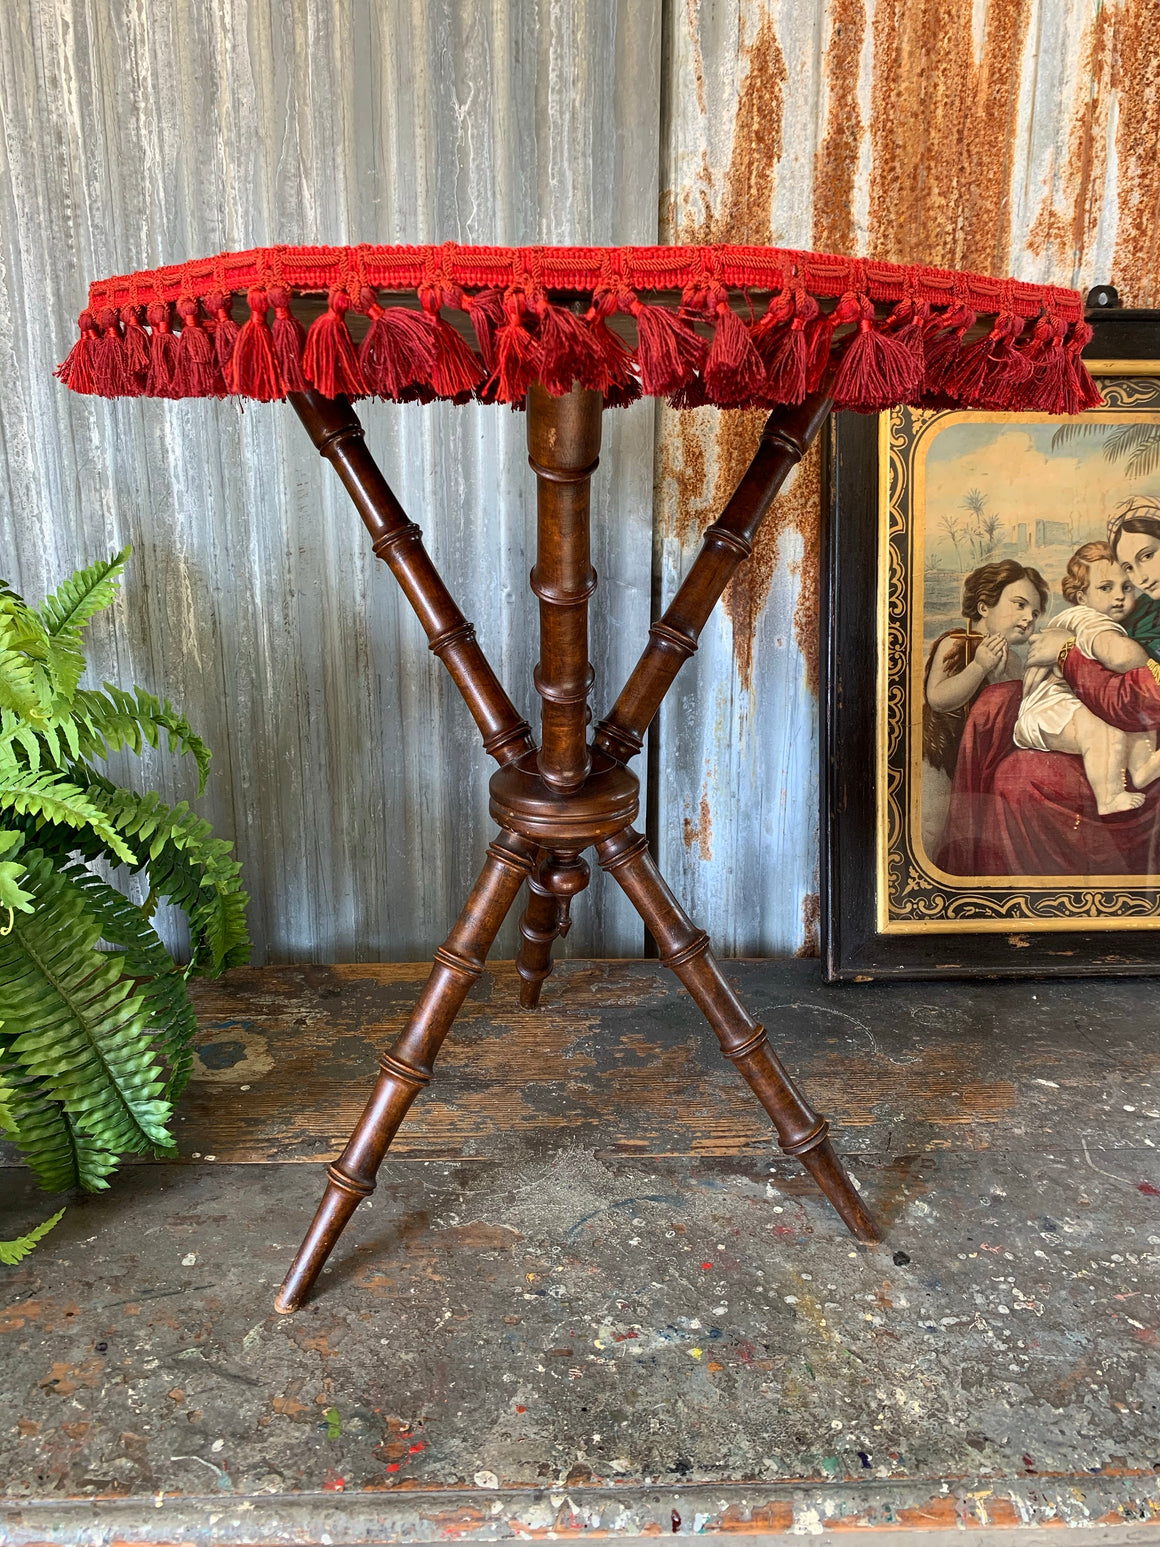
top-left (876, 367), bottom-right (1160, 934)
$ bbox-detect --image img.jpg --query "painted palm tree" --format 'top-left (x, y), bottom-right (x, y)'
top-left (959, 488), bottom-right (1002, 564)
top-left (1051, 420), bottom-right (1160, 479)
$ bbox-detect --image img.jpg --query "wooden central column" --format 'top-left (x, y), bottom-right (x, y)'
top-left (526, 380), bottom-right (603, 793)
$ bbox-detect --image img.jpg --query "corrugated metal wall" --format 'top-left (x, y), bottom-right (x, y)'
top-left (1, 0), bottom-right (1157, 964)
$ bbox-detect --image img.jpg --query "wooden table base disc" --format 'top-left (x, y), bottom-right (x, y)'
top-left (275, 382), bottom-right (879, 1314)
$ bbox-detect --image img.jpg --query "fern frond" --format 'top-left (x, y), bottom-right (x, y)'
top-left (71, 685), bottom-right (211, 793)
top-left (0, 1065), bottom-right (14, 1134)
top-left (149, 836), bottom-right (250, 975)
top-left (63, 864), bottom-right (199, 1103)
top-left (0, 1066), bottom-right (118, 1191)
top-left (1, 1208), bottom-right (66, 1265)
top-left (81, 781), bottom-right (249, 973)
top-left (0, 593), bottom-right (51, 660)
top-left (9, 722), bottom-right (42, 772)
top-left (39, 547), bottom-right (129, 638)
top-left (0, 763), bottom-right (135, 865)
top-left (0, 828), bottom-right (33, 914)
top-left (37, 548), bottom-right (129, 703)
top-left (0, 549), bottom-right (246, 1203)
top-left (0, 855), bottom-right (173, 1158)
top-left (0, 604), bottom-right (52, 718)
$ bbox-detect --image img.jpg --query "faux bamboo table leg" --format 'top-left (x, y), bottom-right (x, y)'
top-left (515, 849), bottom-right (590, 1007)
top-left (596, 828), bottom-right (879, 1242)
top-left (596, 391), bottom-right (831, 765)
top-left (527, 379), bottom-right (602, 793)
top-left (288, 390), bottom-right (534, 767)
top-left (275, 829), bottom-right (536, 1313)
top-left (276, 380), bottom-right (879, 1313)
top-left (512, 382), bottom-right (602, 1001)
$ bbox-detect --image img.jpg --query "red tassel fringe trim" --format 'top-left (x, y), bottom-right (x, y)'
top-left (173, 298), bottom-right (218, 397)
top-left (59, 244), bottom-right (1101, 418)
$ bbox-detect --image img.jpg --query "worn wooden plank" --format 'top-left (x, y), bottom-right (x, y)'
top-left (157, 957), bottom-right (1160, 1166)
top-left (0, 0), bottom-right (660, 963)
top-left (3, 959), bottom-right (1160, 1521)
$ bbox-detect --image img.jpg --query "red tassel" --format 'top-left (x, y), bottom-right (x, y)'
top-left (749, 289), bottom-right (795, 369)
top-left (761, 292), bottom-right (818, 405)
top-left (227, 288), bottom-right (282, 400)
top-left (602, 375), bottom-right (643, 409)
top-left (145, 301), bottom-right (180, 396)
top-left (422, 291), bottom-right (485, 403)
top-left (466, 289), bottom-right (506, 373)
top-left (399, 381), bottom-right (439, 405)
top-left (1024, 316), bottom-right (1069, 412)
top-left (627, 293), bottom-right (706, 396)
top-left (488, 294), bottom-right (543, 405)
top-left (303, 288), bottom-right (367, 399)
top-left (577, 293), bottom-right (637, 400)
top-left (881, 297), bottom-right (928, 403)
top-left (356, 288), bottom-right (435, 399)
top-left (702, 291), bottom-right (766, 406)
top-left (831, 296), bottom-right (924, 411)
top-left (982, 317), bottom-right (1035, 409)
top-left (805, 292), bottom-right (862, 395)
top-left (1062, 321), bottom-right (1102, 414)
top-left (92, 307), bottom-right (129, 397)
top-left (944, 312), bottom-right (1026, 408)
top-left (268, 285), bottom-right (308, 392)
top-left (940, 316), bottom-right (1003, 404)
top-left (56, 310), bottom-right (100, 394)
top-left (531, 296), bottom-right (599, 396)
top-left (120, 305), bottom-right (150, 386)
top-left (667, 374), bottom-right (710, 410)
top-left (921, 303), bottom-right (976, 395)
top-left (206, 292), bottom-right (240, 392)
top-left (173, 297), bottom-right (219, 397)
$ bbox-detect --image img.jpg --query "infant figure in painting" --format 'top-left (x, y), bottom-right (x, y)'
top-left (1014, 541), bottom-right (1160, 815)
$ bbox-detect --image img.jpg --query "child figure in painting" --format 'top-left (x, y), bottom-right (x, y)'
top-left (924, 561), bottom-right (1048, 772)
top-left (1014, 541), bottom-right (1160, 814)
top-left (921, 561), bottom-right (1048, 857)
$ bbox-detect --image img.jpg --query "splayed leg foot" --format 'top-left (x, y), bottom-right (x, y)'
top-left (595, 827), bottom-right (881, 1243)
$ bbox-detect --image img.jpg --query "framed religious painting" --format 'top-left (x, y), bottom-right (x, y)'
top-left (822, 301), bottom-right (1160, 979)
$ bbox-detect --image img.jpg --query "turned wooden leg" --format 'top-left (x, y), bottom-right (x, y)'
top-left (595, 392), bottom-right (831, 765)
top-left (275, 829), bottom-right (537, 1313)
top-left (290, 390), bottom-right (534, 766)
top-left (516, 851), bottom-right (591, 1008)
top-left (596, 828), bottom-right (880, 1243)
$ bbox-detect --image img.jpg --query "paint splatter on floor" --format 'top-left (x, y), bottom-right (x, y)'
top-left (2, 961), bottom-right (1159, 1540)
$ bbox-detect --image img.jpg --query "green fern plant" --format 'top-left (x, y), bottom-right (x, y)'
top-left (0, 547), bottom-right (249, 1242)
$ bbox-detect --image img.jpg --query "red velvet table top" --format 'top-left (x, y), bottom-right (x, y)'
top-left (56, 242), bottom-right (1099, 417)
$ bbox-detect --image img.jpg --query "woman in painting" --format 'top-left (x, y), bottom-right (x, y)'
top-left (921, 560), bottom-right (1048, 856)
top-left (1110, 501), bottom-right (1160, 659)
top-left (937, 501), bottom-right (1160, 876)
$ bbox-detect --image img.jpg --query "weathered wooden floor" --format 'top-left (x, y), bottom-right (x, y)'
top-left (2, 959), bottom-right (1160, 1544)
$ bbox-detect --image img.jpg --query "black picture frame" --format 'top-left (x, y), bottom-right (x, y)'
top-left (821, 304), bottom-right (1160, 980)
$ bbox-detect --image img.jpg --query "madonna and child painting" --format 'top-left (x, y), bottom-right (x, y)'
top-left (880, 383), bottom-right (1160, 929)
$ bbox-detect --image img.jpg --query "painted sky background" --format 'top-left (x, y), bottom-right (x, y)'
top-left (924, 414), bottom-right (1160, 619)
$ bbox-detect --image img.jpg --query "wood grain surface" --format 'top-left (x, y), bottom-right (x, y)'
top-left (176, 958), bottom-right (1160, 1167)
top-left (4, 959), bottom-right (1160, 1530)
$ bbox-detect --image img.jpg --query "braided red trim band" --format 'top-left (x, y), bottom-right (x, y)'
top-left (80, 242), bottom-right (1082, 320)
top-left (57, 242), bottom-right (1099, 417)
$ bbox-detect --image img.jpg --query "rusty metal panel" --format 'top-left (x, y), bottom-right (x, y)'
top-left (654, 0), bottom-right (1160, 955)
top-left (0, 0), bottom-right (660, 962)
top-left (5, 0), bottom-right (1159, 966)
